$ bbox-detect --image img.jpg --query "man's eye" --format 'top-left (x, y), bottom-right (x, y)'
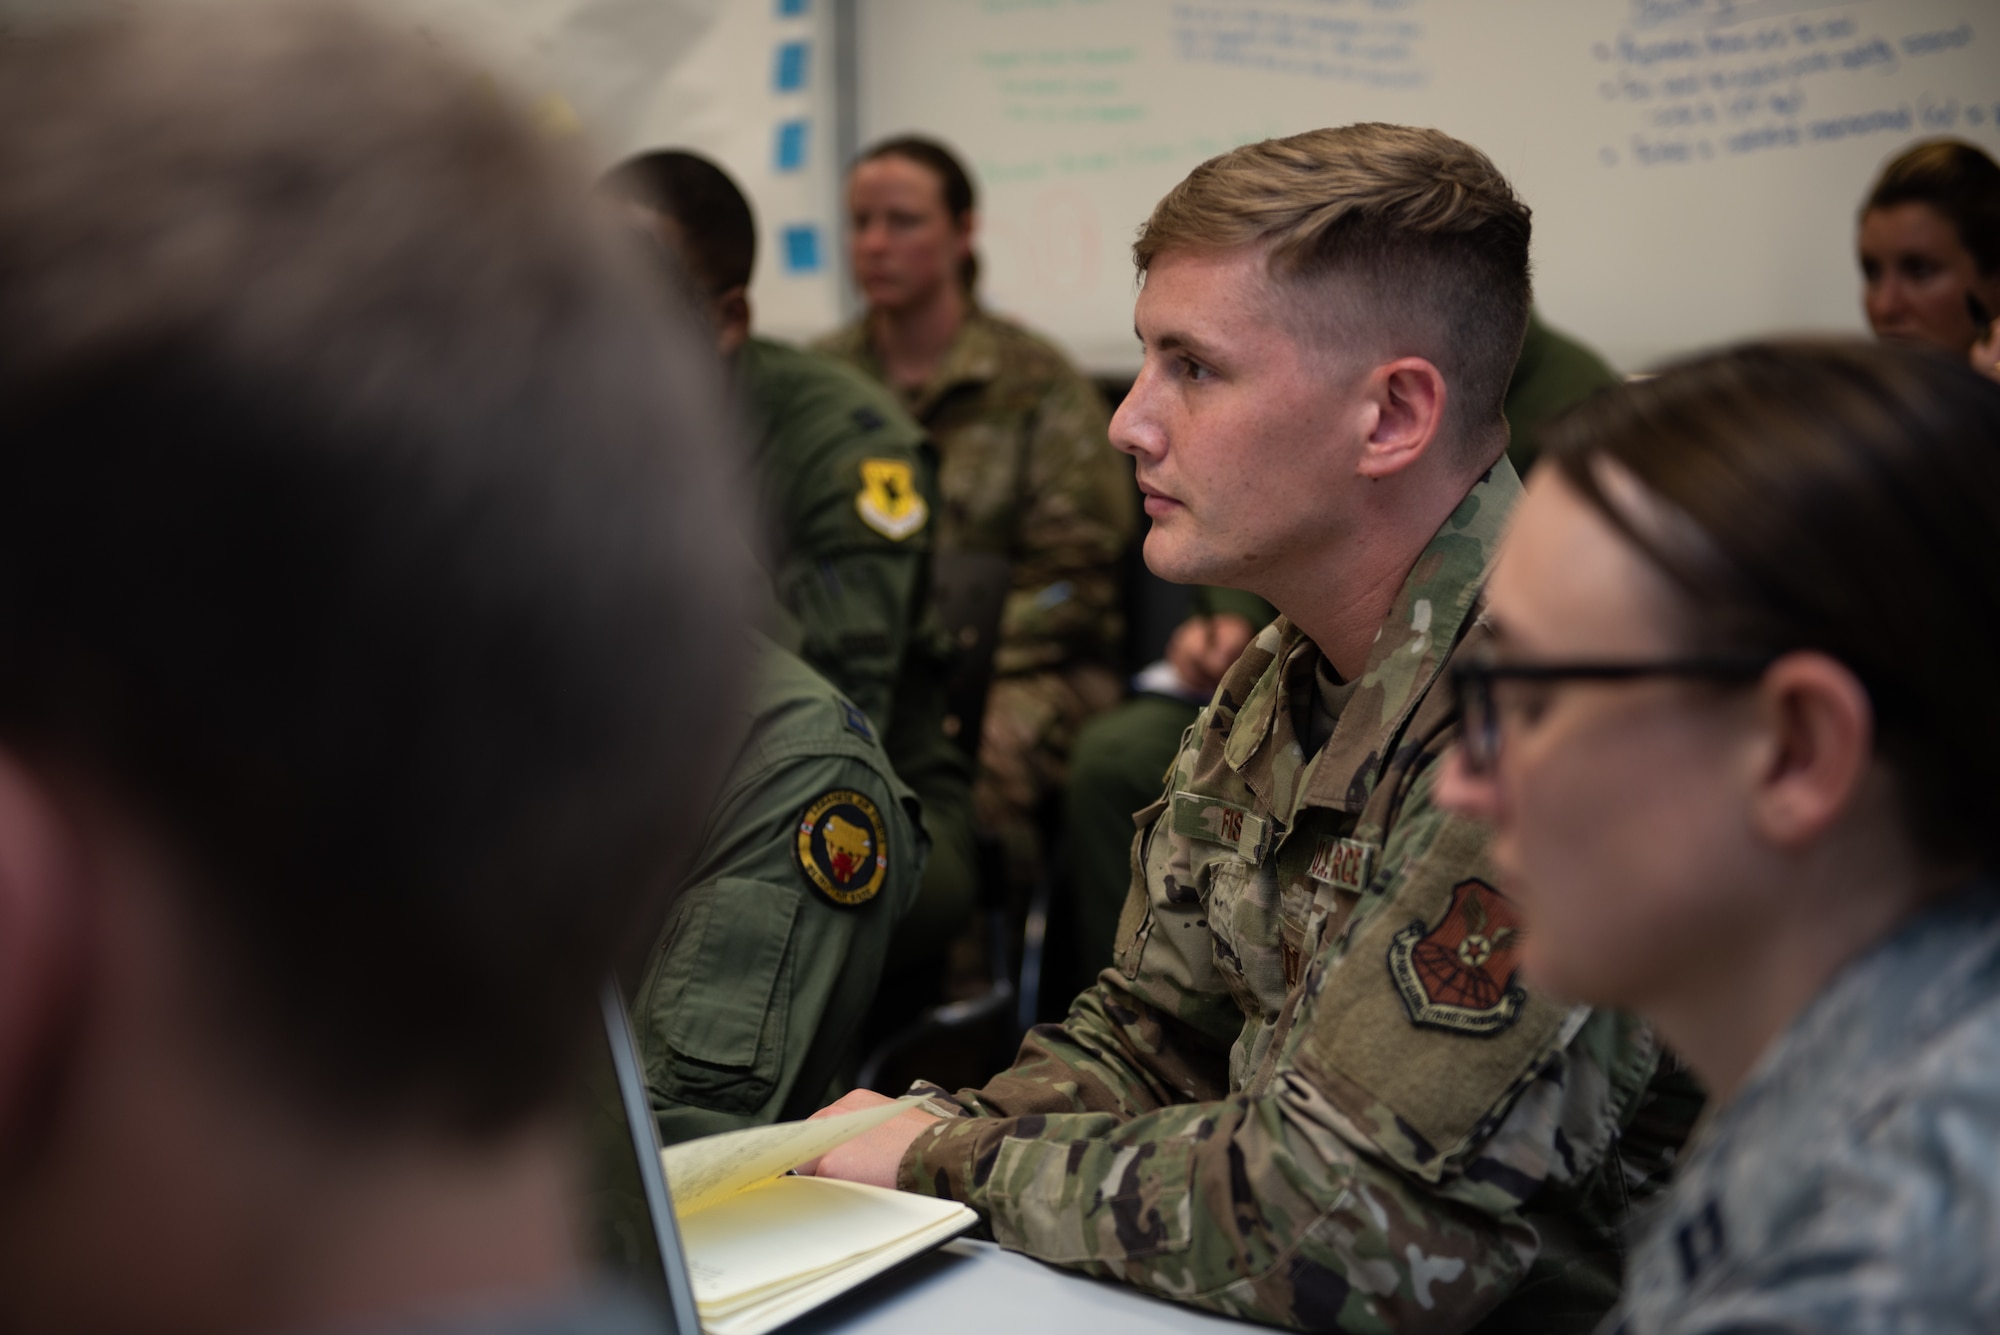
top-left (1179, 356), bottom-right (1213, 382)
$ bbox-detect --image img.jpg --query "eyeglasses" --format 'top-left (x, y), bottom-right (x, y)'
top-left (1451, 654), bottom-right (1777, 775)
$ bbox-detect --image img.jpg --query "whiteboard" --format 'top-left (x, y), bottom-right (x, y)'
top-left (856, 0), bottom-right (2000, 374)
top-left (397, 0), bottom-right (849, 342)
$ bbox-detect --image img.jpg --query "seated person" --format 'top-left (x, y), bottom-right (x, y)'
top-left (1062, 306), bottom-right (1616, 988)
top-left (604, 150), bottom-right (976, 966)
top-left (1857, 138), bottom-right (2000, 371)
top-left (633, 634), bottom-right (927, 1143)
top-left (0, 7), bottom-right (748, 1333)
top-left (817, 136), bottom-right (1137, 903)
top-left (808, 123), bottom-right (1690, 1333)
top-left (1440, 339), bottom-right (2000, 1331)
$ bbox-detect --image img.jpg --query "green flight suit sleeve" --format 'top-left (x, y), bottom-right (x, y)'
top-left (748, 337), bottom-right (938, 732)
top-left (995, 367), bottom-right (1136, 675)
top-left (635, 717), bottom-right (926, 1146)
top-left (897, 748), bottom-right (1656, 1332)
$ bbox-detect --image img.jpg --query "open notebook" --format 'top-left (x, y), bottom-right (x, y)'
top-left (580, 984), bottom-right (975, 1335)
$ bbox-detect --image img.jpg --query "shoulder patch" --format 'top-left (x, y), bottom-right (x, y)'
top-left (794, 789), bottom-right (889, 908)
top-left (855, 458), bottom-right (928, 540)
top-left (1387, 879), bottom-right (1527, 1035)
top-left (851, 405), bottom-right (885, 432)
top-left (837, 698), bottom-right (874, 742)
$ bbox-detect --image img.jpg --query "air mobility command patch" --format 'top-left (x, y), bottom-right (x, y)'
top-left (794, 789), bottom-right (889, 907)
top-left (855, 458), bottom-right (928, 541)
top-left (1388, 878), bottom-right (1527, 1035)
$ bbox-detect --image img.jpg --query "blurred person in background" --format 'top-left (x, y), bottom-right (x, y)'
top-left (1857, 138), bottom-right (2000, 377)
top-left (0, 6), bottom-right (749, 1333)
top-left (816, 135), bottom-right (1136, 918)
top-left (1440, 339), bottom-right (2000, 1332)
top-left (605, 150), bottom-right (971, 951)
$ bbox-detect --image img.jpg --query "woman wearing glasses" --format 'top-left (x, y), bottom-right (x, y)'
top-left (1438, 339), bottom-right (2000, 1331)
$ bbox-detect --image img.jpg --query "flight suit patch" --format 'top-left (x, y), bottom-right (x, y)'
top-left (1387, 878), bottom-right (1527, 1035)
top-left (837, 698), bottom-right (874, 742)
top-left (794, 789), bottom-right (889, 907)
top-left (855, 458), bottom-right (928, 540)
top-left (851, 405), bottom-right (885, 431)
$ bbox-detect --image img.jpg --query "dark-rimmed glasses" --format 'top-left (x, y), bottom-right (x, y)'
top-left (1451, 655), bottom-right (1777, 775)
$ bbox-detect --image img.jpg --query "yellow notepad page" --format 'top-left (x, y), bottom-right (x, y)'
top-left (660, 1095), bottom-right (926, 1216)
top-left (679, 1174), bottom-right (969, 1309)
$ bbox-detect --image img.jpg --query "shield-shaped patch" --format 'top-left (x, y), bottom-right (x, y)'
top-left (1387, 878), bottom-right (1527, 1035)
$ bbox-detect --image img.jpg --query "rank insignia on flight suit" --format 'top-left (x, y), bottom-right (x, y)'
top-left (854, 458), bottom-right (928, 541)
top-left (1387, 878), bottom-right (1527, 1035)
top-left (794, 789), bottom-right (890, 907)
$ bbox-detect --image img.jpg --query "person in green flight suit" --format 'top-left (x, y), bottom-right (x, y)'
top-left (603, 150), bottom-right (975, 970)
top-left (634, 635), bottom-right (928, 1143)
top-left (815, 136), bottom-right (1137, 906)
top-left (1059, 308), bottom-right (1618, 995)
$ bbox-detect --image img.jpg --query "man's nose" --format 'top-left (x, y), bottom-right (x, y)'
top-left (1109, 365), bottom-right (1161, 460)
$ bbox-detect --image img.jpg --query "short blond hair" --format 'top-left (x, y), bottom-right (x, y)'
top-left (1136, 124), bottom-right (1531, 464)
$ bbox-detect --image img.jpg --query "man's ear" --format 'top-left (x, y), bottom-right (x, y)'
top-left (0, 750), bottom-right (84, 1154)
top-left (1357, 356), bottom-right (1447, 480)
top-left (712, 285), bottom-right (752, 357)
top-left (1746, 652), bottom-right (1874, 850)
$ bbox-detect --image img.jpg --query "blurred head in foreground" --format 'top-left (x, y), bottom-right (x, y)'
top-left (1439, 339), bottom-right (2000, 1096)
top-left (0, 5), bottom-right (748, 1332)
top-left (1857, 138), bottom-right (2000, 355)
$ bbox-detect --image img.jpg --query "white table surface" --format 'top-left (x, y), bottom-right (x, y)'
top-left (784, 1239), bottom-right (1262, 1334)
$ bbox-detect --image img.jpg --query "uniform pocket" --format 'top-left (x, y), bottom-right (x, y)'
top-left (637, 878), bottom-right (801, 1113)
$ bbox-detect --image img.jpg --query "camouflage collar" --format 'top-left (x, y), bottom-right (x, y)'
top-left (828, 305), bottom-right (1006, 422)
top-left (1222, 459), bottom-right (1522, 816)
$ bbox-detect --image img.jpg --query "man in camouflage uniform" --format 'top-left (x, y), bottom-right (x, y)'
top-left (634, 635), bottom-right (926, 1144)
top-left (817, 294), bottom-right (1136, 896)
top-left (605, 150), bottom-right (975, 959)
top-left (809, 124), bottom-right (1686, 1333)
top-left (1061, 306), bottom-right (1619, 987)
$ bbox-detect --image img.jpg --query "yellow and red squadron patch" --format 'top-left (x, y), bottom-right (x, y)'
top-left (794, 789), bottom-right (889, 907)
top-left (855, 458), bottom-right (928, 541)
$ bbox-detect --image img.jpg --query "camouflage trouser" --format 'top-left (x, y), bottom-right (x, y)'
top-left (974, 663), bottom-right (1123, 899)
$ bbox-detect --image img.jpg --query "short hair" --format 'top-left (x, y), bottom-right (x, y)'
top-left (1863, 138), bottom-right (2000, 275)
top-left (855, 134), bottom-right (979, 293)
top-left (1134, 124), bottom-right (1532, 465)
top-left (0, 5), bottom-right (751, 1133)
top-left (1544, 340), bottom-right (2000, 869)
top-left (602, 149), bottom-right (757, 294)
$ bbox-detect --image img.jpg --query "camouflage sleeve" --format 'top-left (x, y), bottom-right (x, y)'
top-left (634, 743), bottom-right (925, 1145)
top-left (994, 368), bottom-right (1136, 675)
top-left (899, 758), bottom-right (1651, 1332)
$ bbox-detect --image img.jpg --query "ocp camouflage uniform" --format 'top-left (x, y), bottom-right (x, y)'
top-left (739, 335), bottom-right (974, 956)
top-left (815, 309), bottom-right (1136, 888)
top-left (633, 637), bottom-right (926, 1145)
top-left (1611, 883), bottom-right (2000, 1334)
top-left (895, 462), bottom-right (1690, 1332)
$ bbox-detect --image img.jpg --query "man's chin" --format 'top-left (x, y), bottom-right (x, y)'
top-left (1140, 531), bottom-right (1209, 586)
